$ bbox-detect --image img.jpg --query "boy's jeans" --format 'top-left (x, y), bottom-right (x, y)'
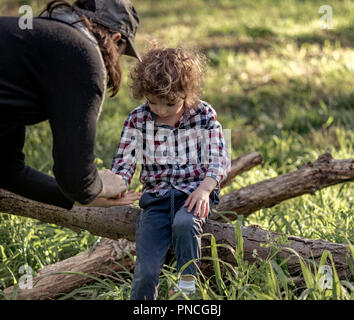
top-left (130, 188), bottom-right (217, 300)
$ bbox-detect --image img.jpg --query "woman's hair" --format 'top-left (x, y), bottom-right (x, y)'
top-left (40, 0), bottom-right (122, 97)
top-left (130, 44), bottom-right (207, 108)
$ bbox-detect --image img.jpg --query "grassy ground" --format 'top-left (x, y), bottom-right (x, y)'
top-left (0, 0), bottom-right (353, 299)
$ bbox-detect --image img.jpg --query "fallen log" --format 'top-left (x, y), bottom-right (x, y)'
top-left (0, 190), bottom-right (352, 286)
top-left (202, 221), bottom-right (353, 282)
top-left (2, 238), bottom-right (136, 300)
top-left (3, 222), bottom-right (353, 300)
top-left (220, 151), bottom-right (263, 188)
top-left (1, 151), bottom-right (351, 230)
top-left (0, 150), bottom-right (353, 299)
top-left (215, 150), bottom-right (354, 219)
top-left (0, 189), bottom-right (141, 241)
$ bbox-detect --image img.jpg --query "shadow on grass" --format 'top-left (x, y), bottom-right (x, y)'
top-left (198, 37), bottom-right (276, 54)
top-left (292, 24), bottom-right (354, 48)
top-left (206, 79), bottom-right (353, 135)
top-left (199, 23), bottom-right (353, 55)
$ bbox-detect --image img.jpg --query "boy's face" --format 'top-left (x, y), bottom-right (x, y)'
top-left (146, 95), bottom-right (185, 120)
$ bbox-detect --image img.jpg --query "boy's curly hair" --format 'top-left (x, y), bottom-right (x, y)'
top-left (130, 44), bottom-right (207, 108)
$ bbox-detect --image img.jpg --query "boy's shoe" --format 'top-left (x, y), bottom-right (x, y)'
top-left (169, 288), bottom-right (195, 300)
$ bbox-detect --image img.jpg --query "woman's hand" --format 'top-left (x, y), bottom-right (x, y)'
top-left (75, 190), bottom-right (142, 208)
top-left (98, 169), bottom-right (127, 198)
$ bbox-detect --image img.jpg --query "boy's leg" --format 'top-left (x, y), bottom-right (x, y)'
top-left (171, 204), bottom-right (204, 277)
top-left (130, 192), bottom-right (172, 300)
top-left (171, 191), bottom-right (215, 276)
top-left (171, 192), bottom-right (216, 296)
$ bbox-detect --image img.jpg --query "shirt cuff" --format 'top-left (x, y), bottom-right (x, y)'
top-left (73, 174), bottom-right (103, 205)
top-left (205, 172), bottom-right (222, 185)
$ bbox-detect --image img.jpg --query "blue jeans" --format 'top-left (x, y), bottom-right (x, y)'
top-left (130, 188), bottom-right (217, 300)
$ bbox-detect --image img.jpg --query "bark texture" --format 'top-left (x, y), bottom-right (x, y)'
top-left (215, 151), bottom-right (354, 219)
top-left (3, 238), bottom-right (136, 300)
top-left (202, 221), bottom-right (353, 281)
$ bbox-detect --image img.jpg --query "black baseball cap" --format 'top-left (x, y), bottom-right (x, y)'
top-left (75, 0), bottom-right (142, 62)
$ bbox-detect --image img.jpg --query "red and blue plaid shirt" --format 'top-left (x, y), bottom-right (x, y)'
top-left (111, 100), bottom-right (230, 196)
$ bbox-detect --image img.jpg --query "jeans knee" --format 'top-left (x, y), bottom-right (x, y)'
top-left (172, 212), bottom-right (198, 236)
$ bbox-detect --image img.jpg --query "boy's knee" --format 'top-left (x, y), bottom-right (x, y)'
top-left (172, 209), bottom-right (202, 235)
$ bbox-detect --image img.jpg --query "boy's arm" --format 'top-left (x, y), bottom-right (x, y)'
top-left (111, 113), bottom-right (140, 186)
top-left (185, 109), bottom-right (231, 218)
top-left (205, 115), bottom-right (231, 186)
top-left (198, 176), bottom-right (218, 193)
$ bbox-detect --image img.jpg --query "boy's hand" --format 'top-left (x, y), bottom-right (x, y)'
top-left (110, 190), bottom-right (143, 205)
top-left (184, 177), bottom-right (217, 219)
top-left (184, 188), bottom-right (210, 219)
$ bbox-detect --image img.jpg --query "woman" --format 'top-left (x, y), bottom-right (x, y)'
top-left (0, 0), bottom-right (142, 209)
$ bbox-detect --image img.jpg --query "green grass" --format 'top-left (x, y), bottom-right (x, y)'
top-left (0, 0), bottom-right (353, 299)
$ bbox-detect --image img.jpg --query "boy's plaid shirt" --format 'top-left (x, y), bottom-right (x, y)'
top-left (111, 100), bottom-right (231, 196)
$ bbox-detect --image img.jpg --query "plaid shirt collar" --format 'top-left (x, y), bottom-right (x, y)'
top-left (144, 101), bottom-right (203, 128)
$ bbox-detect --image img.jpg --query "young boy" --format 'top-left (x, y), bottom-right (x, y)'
top-left (111, 46), bottom-right (230, 300)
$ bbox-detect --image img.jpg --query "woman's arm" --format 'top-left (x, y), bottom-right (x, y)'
top-left (0, 126), bottom-right (75, 209)
top-left (43, 32), bottom-right (126, 205)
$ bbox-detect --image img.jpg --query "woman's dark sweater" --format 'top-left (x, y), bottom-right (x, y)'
top-left (0, 16), bottom-right (106, 209)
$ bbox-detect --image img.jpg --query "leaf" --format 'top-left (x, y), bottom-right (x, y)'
top-left (210, 234), bottom-right (224, 296)
top-left (234, 221), bottom-right (244, 266)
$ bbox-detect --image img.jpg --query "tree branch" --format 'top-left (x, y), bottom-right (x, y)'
top-left (214, 150), bottom-right (354, 219)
